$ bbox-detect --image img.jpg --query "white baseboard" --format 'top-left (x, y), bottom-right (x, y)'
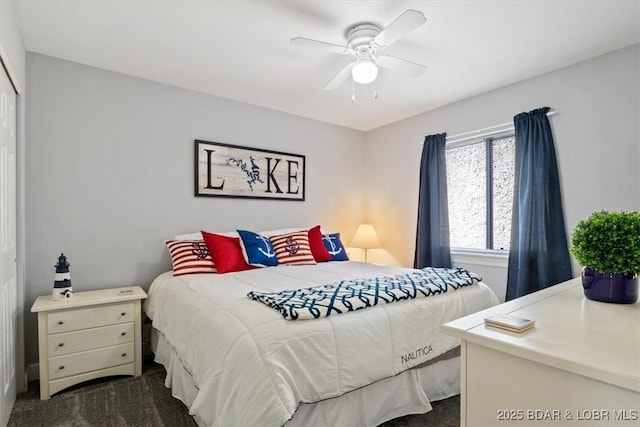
top-left (27, 363), bottom-right (39, 381)
top-left (22, 366), bottom-right (29, 392)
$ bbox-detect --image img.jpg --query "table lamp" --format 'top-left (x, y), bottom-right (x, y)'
top-left (350, 224), bottom-right (381, 263)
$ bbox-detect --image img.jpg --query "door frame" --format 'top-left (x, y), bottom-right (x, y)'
top-left (0, 42), bottom-right (25, 399)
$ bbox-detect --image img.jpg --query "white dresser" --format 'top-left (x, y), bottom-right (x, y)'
top-left (442, 278), bottom-right (640, 426)
top-left (31, 286), bottom-right (147, 400)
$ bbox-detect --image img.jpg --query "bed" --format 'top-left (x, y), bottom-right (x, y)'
top-left (144, 258), bottom-right (499, 427)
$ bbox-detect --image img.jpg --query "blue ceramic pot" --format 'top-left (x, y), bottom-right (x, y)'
top-left (581, 268), bottom-right (638, 304)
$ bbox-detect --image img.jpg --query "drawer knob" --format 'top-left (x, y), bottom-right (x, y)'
top-left (58, 343), bottom-right (64, 347)
top-left (59, 365), bottom-right (64, 370)
top-left (121, 332), bottom-right (126, 336)
top-left (57, 320), bottom-right (64, 325)
top-left (121, 352), bottom-right (127, 357)
top-left (121, 312), bottom-right (126, 316)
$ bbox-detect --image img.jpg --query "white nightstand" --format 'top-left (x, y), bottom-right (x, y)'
top-left (30, 286), bottom-right (147, 400)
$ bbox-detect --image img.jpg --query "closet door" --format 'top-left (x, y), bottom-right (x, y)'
top-left (0, 63), bottom-right (17, 427)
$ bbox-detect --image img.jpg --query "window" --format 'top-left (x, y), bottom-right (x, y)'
top-left (446, 134), bottom-right (514, 250)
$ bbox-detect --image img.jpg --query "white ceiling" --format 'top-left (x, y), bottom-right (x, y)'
top-left (10, 0), bottom-right (640, 131)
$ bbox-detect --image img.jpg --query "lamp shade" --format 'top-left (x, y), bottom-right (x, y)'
top-left (350, 224), bottom-right (381, 249)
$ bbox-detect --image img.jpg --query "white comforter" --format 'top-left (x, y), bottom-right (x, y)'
top-left (144, 261), bottom-right (498, 427)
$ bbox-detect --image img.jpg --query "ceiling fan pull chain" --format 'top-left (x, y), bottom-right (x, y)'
top-left (351, 79), bottom-right (356, 103)
top-left (373, 87), bottom-right (378, 100)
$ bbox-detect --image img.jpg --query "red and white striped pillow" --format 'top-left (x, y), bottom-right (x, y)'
top-left (165, 239), bottom-right (217, 276)
top-left (270, 231), bottom-right (317, 266)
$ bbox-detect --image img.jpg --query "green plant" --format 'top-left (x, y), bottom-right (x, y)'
top-left (571, 210), bottom-right (640, 275)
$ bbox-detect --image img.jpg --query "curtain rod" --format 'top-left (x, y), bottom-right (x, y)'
top-left (447, 110), bottom-right (557, 141)
top-left (420, 110), bottom-right (557, 146)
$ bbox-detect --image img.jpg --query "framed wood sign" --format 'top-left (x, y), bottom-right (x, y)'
top-left (194, 140), bottom-right (305, 201)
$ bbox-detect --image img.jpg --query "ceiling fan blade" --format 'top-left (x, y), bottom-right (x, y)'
top-left (290, 37), bottom-right (352, 54)
top-left (323, 62), bottom-right (355, 90)
top-left (373, 9), bottom-right (426, 48)
top-left (377, 55), bottom-right (427, 77)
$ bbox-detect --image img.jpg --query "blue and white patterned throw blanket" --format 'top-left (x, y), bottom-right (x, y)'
top-left (247, 267), bottom-right (481, 320)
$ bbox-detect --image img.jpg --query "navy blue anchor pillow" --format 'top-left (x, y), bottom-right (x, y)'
top-left (322, 233), bottom-right (349, 261)
top-left (237, 230), bottom-right (278, 267)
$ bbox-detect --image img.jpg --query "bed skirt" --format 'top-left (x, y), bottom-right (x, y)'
top-left (150, 328), bottom-right (460, 427)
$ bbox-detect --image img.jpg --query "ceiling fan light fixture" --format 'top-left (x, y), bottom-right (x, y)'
top-left (352, 60), bottom-right (378, 85)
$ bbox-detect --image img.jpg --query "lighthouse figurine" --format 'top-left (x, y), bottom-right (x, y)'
top-left (53, 253), bottom-right (74, 300)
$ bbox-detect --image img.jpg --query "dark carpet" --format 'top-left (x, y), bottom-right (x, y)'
top-left (8, 358), bottom-right (459, 427)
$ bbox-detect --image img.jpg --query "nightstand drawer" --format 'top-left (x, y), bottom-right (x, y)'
top-left (47, 302), bottom-right (134, 333)
top-left (48, 342), bottom-right (135, 380)
top-left (47, 323), bottom-right (134, 356)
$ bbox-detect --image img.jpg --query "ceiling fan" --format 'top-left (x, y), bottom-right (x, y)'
top-left (290, 9), bottom-right (427, 91)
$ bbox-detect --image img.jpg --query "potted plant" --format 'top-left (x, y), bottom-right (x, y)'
top-left (570, 210), bottom-right (640, 304)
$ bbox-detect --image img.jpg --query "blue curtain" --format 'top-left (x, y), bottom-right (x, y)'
top-left (414, 133), bottom-right (451, 269)
top-left (506, 107), bottom-right (572, 300)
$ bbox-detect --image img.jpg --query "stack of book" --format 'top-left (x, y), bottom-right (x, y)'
top-left (484, 314), bottom-right (535, 333)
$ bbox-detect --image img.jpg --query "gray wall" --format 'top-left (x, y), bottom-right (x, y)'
top-left (22, 44), bottom-right (640, 363)
top-left (365, 45), bottom-right (640, 300)
top-left (25, 53), bottom-right (366, 364)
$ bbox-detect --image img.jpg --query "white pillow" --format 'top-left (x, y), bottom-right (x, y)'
top-left (258, 227), bottom-right (309, 237)
top-left (173, 227), bottom-right (313, 241)
top-left (173, 231), bottom-right (239, 240)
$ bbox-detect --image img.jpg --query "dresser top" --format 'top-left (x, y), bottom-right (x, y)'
top-left (442, 277), bottom-right (640, 392)
top-left (31, 286), bottom-right (147, 313)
